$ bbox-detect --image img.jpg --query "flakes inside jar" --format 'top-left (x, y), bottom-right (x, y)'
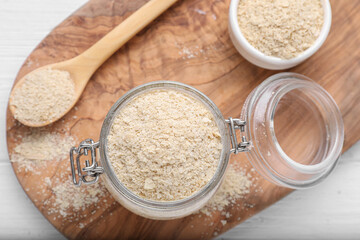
top-left (107, 88), bottom-right (222, 201)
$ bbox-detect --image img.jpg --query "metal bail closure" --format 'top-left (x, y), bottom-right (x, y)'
top-left (70, 139), bottom-right (104, 186)
top-left (226, 117), bottom-right (250, 154)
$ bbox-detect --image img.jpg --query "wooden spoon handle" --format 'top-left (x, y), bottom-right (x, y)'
top-left (76, 0), bottom-right (178, 74)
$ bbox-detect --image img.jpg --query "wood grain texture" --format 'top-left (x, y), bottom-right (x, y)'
top-left (5, 0), bottom-right (360, 239)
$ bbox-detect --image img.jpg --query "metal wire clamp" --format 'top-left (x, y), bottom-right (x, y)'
top-left (225, 117), bottom-right (250, 154)
top-left (70, 139), bottom-right (103, 186)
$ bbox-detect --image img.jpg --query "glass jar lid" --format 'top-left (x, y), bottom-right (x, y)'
top-left (240, 73), bottom-right (344, 188)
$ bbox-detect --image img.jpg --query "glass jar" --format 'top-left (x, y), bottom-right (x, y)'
top-left (70, 72), bottom-right (344, 220)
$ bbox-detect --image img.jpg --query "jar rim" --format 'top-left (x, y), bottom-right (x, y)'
top-left (269, 80), bottom-right (341, 173)
top-left (98, 81), bottom-right (231, 217)
top-left (242, 72), bottom-right (344, 188)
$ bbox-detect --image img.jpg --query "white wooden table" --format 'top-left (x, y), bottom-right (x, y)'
top-left (0, 1), bottom-right (359, 239)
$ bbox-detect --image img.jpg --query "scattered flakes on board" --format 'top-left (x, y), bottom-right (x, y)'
top-left (9, 126), bottom-right (113, 227)
top-left (10, 128), bottom-right (75, 174)
top-left (193, 8), bottom-right (206, 16)
top-left (42, 175), bottom-right (112, 225)
top-left (177, 44), bottom-right (205, 60)
top-left (199, 162), bottom-right (253, 216)
top-left (196, 161), bottom-right (263, 238)
top-left (192, 7), bottom-right (218, 21)
top-left (175, 41), bottom-right (225, 61)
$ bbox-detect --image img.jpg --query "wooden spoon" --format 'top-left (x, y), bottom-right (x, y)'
top-left (9, 0), bottom-right (178, 127)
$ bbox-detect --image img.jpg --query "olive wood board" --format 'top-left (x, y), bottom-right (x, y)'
top-left (6, 0), bottom-right (360, 239)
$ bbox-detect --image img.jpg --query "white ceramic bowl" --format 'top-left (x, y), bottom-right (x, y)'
top-left (229, 0), bottom-right (332, 70)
